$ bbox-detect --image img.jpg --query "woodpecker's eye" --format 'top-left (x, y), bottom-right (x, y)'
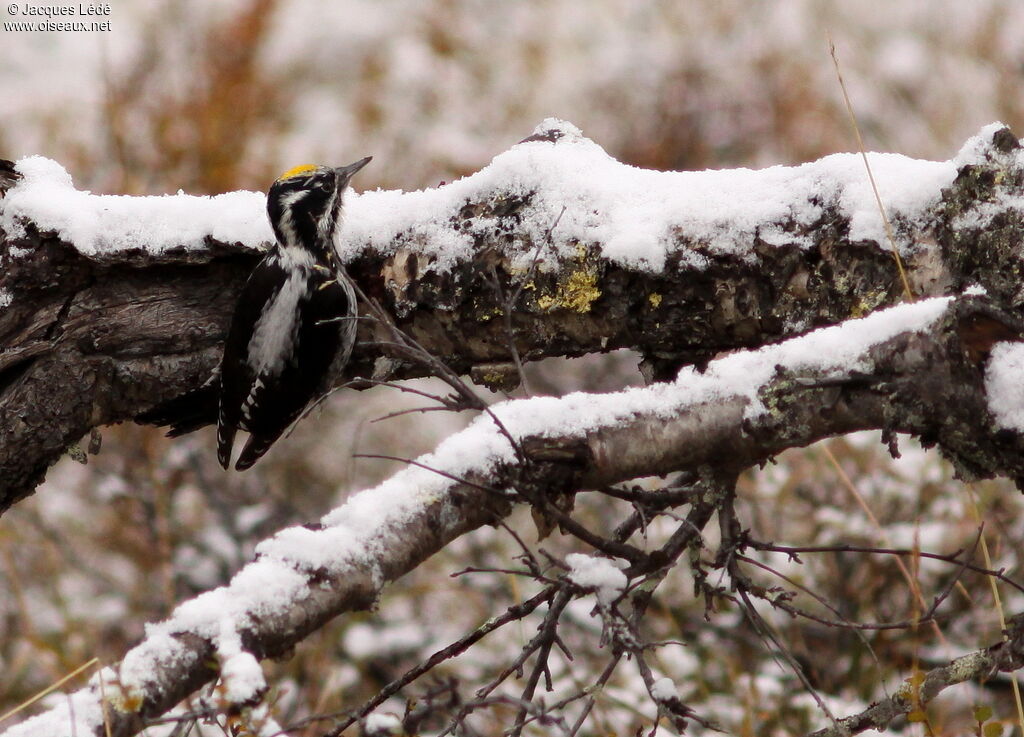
top-left (315, 180), bottom-right (332, 192)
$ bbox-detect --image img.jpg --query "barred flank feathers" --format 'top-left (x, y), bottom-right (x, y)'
top-left (217, 407), bottom-right (236, 470)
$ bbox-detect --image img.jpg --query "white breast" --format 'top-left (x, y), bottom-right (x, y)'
top-left (247, 268), bottom-right (310, 375)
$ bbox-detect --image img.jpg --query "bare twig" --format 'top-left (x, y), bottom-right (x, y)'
top-left (487, 204), bottom-right (567, 398)
top-left (349, 280), bottom-right (527, 461)
top-left (318, 588), bottom-right (556, 737)
top-left (749, 541), bottom-right (1024, 595)
top-left (352, 453), bottom-right (504, 496)
top-left (805, 614), bottom-right (1024, 737)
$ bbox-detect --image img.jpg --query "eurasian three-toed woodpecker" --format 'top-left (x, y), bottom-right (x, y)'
top-left (217, 157), bottom-right (372, 470)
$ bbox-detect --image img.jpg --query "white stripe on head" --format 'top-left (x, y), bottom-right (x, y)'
top-left (276, 189), bottom-right (310, 249)
top-left (326, 186), bottom-right (348, 265)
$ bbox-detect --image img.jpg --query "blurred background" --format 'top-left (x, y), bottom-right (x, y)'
top-left (3, 1), bottom-right (1024, 735)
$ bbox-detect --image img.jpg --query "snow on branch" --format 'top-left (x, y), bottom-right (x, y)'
top-left (0, 118), bottom-right (958, 267)
top-left (7, 293), bottom-right (1024, 736)
top-left (3, 120), bottom-right (1024, 503)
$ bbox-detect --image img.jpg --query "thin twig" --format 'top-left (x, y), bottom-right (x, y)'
top-left (507, 588), bottom-right (575, 737)
top-left (735, 585), bottom-right (840, 727)
top-left (749, 541), bottom-right (1024, 595)
top-left (527, 493), bottom-right (647, 564)
top-left (371, 404), bottom-right (456, 423)
top-left (451, 566), bottom-right (560, 587)
top-left (349, 280), bottom-right (527, 461)
top-left (803, 615), bottom-right (1024, 737)
top-left (490, 204), bottom-right (567, 398)
top-left (352, 453), bottom-right (504, 497)
top-left (318, 587), bottom-right (556, 737)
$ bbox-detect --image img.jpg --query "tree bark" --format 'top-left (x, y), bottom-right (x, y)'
top-left (0, 123), bottom-right (1022, 511)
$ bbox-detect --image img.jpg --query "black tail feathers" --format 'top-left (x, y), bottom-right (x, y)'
top-left (234, 432), bottom-right (281, 471)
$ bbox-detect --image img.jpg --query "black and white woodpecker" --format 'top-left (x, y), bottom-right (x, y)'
top-left (217, 157), bottom-right (372, 470)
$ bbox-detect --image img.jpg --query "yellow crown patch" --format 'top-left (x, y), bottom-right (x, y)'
top-left (277, 163), bottom-right (318, 181)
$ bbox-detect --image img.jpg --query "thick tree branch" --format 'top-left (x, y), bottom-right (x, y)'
top-left (3, 122), bottom-right (1024, 506)
top-left (5, 293), bottom-right (1024, 737)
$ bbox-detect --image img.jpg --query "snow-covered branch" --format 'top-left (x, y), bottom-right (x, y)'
top-left (1, 119), bottom-right (1024, 503)
top-left (6, 292), bottom-right (1024, 737)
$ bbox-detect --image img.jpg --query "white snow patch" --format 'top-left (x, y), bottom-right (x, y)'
top-left (0, 689), bottom-right (102, 737)
top-left (344, 622), bottom-right (428, 658)
top-left (246, 703), bottom-right (284, 737)
top-left (953, 121), bottom-right (1012, 167)
top-left (81, 558), bottom-right (307, 704)
top-left (109, 629), bottom-right (194, 699)
top-left (949, 125), bottom-right (1024, 239)
top-left (489, 295), bottom-right (953, 441)
top-left (364, 712), bottom-right (403, 735)
top-left (1, 155), bottom-right (272, 258)
top-left (566, 553), bottom-right (628, 603)
top-left (0, 289), bottom-right (12, 309)
top-left (985, 342), bottom-right (1024, 431)
top-left (651, 676), bottom-right (677, 701)
top-left (216, 619), bottom-right (266, 704)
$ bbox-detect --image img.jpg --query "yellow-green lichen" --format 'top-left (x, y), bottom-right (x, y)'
top-left (850, 290), bottom-right (887, 318)
top-left (560, 268), bottom-right (600, 312)
top-left (535, 268), bottom-right (601, 312)
top-left (648, 292), bottom-right (662, 308)
top-left (536, 294), bottom-right (557, 311)
top-left (533, 248), bottom-right (602, 313)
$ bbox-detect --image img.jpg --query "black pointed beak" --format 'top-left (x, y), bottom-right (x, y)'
top-left (335, 156), bottom-right (372, 182)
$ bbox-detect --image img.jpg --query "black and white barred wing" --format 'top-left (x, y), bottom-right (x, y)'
top-left (217, 256), bottom-right (286, 468)
top-left (218, 257), bottom-right (352, 470)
